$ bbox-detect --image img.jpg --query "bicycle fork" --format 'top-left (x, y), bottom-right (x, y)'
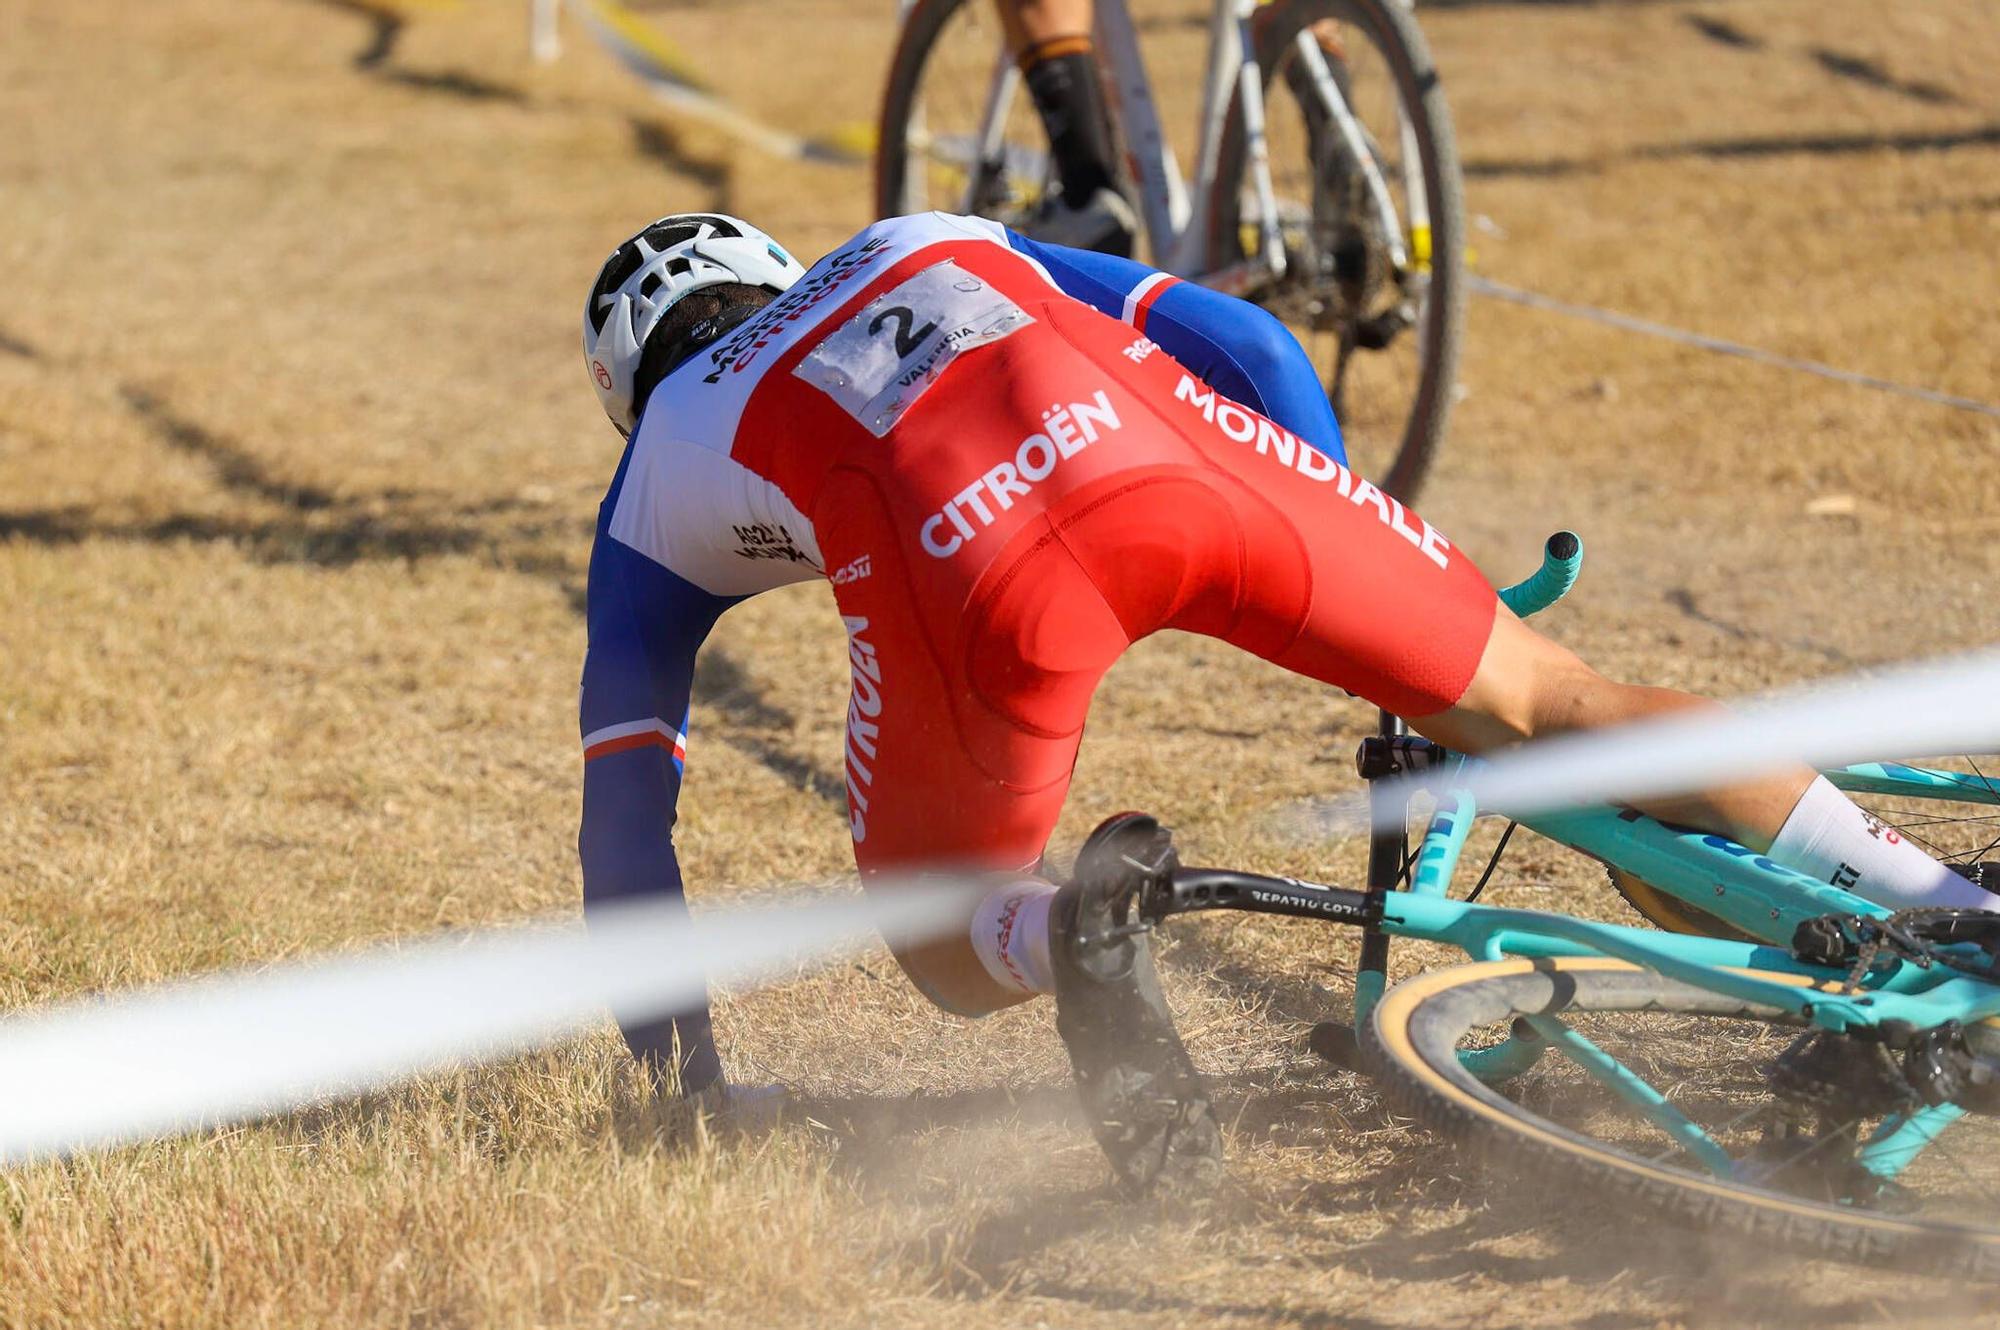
top-left (1201, 8), bottom-right (1412, 300)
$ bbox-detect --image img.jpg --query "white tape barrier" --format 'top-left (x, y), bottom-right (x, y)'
top-left (1469, 277), bottom-right (2000, 422)
top-left (1288, 646), bottom-right (2000, 836)
top-left (11, 650), bottom-right (2000, 1167)
top-left (0, 887), bottom-right (966, 1167)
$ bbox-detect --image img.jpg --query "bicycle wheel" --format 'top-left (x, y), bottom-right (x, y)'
top-left (876, 0), bottom-right (1053, 226)
top-left (1209, 0), bottom-right (1464, 500)
top-left (1365, 956), bottom-right (2000, 1278)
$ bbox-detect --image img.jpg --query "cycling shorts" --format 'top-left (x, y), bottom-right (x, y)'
top-left (812, 299), bottom-right (1498, 1013)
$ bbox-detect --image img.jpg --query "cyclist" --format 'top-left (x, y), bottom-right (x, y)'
top-left (578, 210), bottom-right (1995, 1191)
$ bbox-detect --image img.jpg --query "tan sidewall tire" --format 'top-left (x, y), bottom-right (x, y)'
top-left (1363, 956), bottom-right (2000, 1279)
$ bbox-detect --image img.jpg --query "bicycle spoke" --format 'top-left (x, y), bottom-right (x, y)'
top-left (1212, 0), bottom-right (1459, 498)
top-left (886, 1), bottom-right (1047, 226)
top-left (1379, 960), bottom-right (2000, 1274)
top-left (1850, 764), bottom-right (2000, 868)
top-left (1496, 1003), bottom-right (2000, 1225)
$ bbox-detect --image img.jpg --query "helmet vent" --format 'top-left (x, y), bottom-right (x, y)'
top-left (641, 221), bottom-right (702, 252)
top-left (584, 211), bottom-right (802, 437)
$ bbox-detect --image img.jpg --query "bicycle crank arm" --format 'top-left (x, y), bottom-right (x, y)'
top-left (1144, 866), bottom-right (1375, 926)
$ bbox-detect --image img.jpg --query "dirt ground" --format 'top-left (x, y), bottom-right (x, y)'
top-left (2, 0), bottom-right (1998, 1325)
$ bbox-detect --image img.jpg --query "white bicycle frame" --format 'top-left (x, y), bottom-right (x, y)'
top-left (909, 0), bottom-right (1425, 295)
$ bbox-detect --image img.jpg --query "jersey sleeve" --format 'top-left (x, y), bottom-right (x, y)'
top-left (578, 440), bottom-right (741, 1096)
top-left (1005, 229), bottom-right (1347, 465)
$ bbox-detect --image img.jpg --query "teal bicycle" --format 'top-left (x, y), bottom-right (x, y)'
top-left (1101, 534), bottom-right (2000, 1277)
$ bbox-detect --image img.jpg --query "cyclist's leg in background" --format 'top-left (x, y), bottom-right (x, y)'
top-left (993, 0), bottom-right (1135, 254)
top-left (816, 469), bottom-right (1129, 1017)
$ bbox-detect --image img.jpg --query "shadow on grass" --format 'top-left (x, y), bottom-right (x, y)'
top-left (299, 0), bottom-right (403, 69)
top-left (1810, 47), bottom-right (1960, 108)
top-left (692, 651), bottom-right (849, 808)
top-left (1684, 13), bottom-right (1762, 50)
top-left (120, 385), bottom-right (338, 510)
top-left (0, 324), bottom-right (38, 359)
top-left (1663, 586), bottom-right (1859, 666)
top-left (8, 374), bottom-right (845, 808)
top-left (298, 0), bottom-right (525, 101)
top-left (630, 118), bottom-right (733, 206)
top-left (379, 68), bottom-right (528, 104)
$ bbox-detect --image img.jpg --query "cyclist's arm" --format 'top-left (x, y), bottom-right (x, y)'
top-left (579, 445), bottom-right (741, 1097)
top-left (1005, 230), bottom-right (1347, 464)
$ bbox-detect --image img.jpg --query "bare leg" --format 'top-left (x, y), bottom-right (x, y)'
top-left (993, 0), bottom-right (1094, 52)
top-left (1414, 607), bottom-right (1814, 851)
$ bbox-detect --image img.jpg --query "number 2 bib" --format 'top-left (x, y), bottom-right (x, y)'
top-left (795, 260), bottom-right (1034, 437)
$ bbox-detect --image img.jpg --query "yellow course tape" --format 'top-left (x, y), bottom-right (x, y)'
top-left (583, 0), bottom-right (706, 89)
top-left (577, 0), bottom-right (873, 164)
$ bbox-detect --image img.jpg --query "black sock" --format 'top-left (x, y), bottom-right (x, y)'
top-left (1020, 38), bottom-right (1118, 206)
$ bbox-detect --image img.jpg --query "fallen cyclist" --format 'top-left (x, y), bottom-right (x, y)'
top-left (575, 210), bottom-right (1998, 1190)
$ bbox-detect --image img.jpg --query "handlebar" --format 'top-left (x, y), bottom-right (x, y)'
top-left (1496, 531), bottom-right (1583, 619)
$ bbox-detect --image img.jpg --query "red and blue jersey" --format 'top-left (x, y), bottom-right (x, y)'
top-left (578, 213), bottom-right (1350, 1089)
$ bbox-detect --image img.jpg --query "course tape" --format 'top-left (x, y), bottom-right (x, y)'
top-left (1288, 647), bottom-right (2000, 837)
top-left (1469, 275), bottom-right (2000, 421)
top-left (576, 0), bottom-right (869, 164)
top-left (10, 651), bottom-right (2000, 1167)
top-left (0, 886), bottom-right (965, 1167)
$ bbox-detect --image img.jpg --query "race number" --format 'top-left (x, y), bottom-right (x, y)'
top-left (796, 260), bottom-right (1033, 437)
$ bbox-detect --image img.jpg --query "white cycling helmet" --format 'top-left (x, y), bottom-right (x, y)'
top-left (583, 212), bottom-right (806, 436)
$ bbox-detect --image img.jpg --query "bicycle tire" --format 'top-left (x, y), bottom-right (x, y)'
top-left (876, 0), bottom-right (1015, 221)
top-left (876, 0), bottom-right (958, 219)
top-left (1209, 0), bottom-right (1464, 501)
top-left (1364, 956), bottom-right (2000, 1278)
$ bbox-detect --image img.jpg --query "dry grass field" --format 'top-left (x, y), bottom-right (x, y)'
top-left (3, 0), bottom-right (1999, 1325)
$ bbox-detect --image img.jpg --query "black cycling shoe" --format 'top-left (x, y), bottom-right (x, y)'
top-left (1051, 812), bottom-right (1223, 1196)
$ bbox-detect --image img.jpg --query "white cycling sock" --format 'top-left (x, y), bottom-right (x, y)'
top-left (1768, 776), bottom-right (1993, 911)
top-left (970, 880), bottom-right (1058, 996)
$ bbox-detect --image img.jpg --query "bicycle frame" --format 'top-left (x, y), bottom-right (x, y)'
top-left (1154, 769), bottom-right (2000, 1187)
top-left (935, 0), bottom-right (1415, 290)
top-left (1145, 533), bottom-right (2000, 1188)
top-left (1092, 0), bottom-right (1259, 277)
top-left (1399, 792), bottom-right (2000, 1034)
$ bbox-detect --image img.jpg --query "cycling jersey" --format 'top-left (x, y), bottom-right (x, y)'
top-left (578, 212), bottom-right (1495, 1087)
